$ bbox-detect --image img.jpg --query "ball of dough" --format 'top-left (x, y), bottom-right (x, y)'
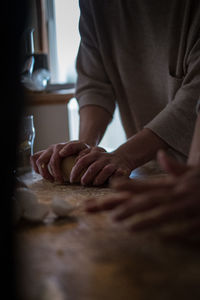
top-left (60, 155), bottom-right (85, 183)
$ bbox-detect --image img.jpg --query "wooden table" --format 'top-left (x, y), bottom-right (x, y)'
top-left (15, 165), bottom-right (200, 300)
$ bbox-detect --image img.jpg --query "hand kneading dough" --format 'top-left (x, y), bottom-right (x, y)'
top-left (61, 155), bottom-right (85, 183)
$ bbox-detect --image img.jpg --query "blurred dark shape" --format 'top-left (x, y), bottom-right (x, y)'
top-left (0, 1), bottom-right (28, 299)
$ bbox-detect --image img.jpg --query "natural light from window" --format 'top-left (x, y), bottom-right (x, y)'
top-left (54, 0), bottom-right (80, 83)
top-left (53, 0), bottom-right (126, 151)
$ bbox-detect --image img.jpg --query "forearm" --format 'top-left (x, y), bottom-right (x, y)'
top-left (188, 114), bottom-right (200, 166)
top-left (79, 105), bottom-right (112, 146)
top-left (114, 128), bottom-right (168, 170)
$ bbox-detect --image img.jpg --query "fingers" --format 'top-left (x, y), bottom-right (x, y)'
top-left (31, 142), bottom-right (109, 185)
top-left (70, 149), bottom-right (110, 185)
top-left (30, 150), bottom-right (43, 173)
top-left (33, 149), bottom-right (54, 181)
top-left (69, 146), bottom-right (130, 186)
top-left (70, 151), bottom-right (104, 183)
top-left (129, 195), bottom-right (200, 233)
top-left (59, 141), bottom-right (89, 157)
top-left (157, 150), bottom-right (189, 176)
top-left (109, 168), bottom-right (130, 185)
top-left (80, 160), bottom-right (107, 185)
top-left (30, 141), bottom-right (89, 183)
top-left (114, 190), bottom-right (172, 222)
top-left (93, 164), bottom-right (117, 186)
top-left (111, 176), bottom-right (175, 192)
top-left (31, 143), bottom-right (66, 182)
top-left (75, 148), bottom-right (91, 162)
top-left (75, 146), bottom-right (105, 162)
top-left (86, 192), bottom-right (131, 213)
top-left (48, 144), bottom-right (65, 183)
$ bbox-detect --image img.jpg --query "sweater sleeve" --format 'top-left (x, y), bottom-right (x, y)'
top-left (145, 39), bottom-right (200, 157)
top-left (75, 0), bottom-right (116, 116)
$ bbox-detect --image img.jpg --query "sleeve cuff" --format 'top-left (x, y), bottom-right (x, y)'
top-left (144, 90), bottom-right (198, 157)
top-left (76, 92), bottom-right (116, 116)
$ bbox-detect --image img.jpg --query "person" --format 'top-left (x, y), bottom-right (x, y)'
top-left (31, 0), bottom-right (200, 187)
top-left (86, 102), bottom-right (200, 240)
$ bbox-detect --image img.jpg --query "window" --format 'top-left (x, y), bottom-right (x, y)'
top-left (52, 0), bottom-right (80, 83)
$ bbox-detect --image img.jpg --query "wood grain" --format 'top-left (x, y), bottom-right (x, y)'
top-left (15, 168), bottom-right (200, 300)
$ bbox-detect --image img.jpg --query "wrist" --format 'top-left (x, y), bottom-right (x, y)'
top-left (79, 105), bottom-right (112, 147)
top-left (115, 128), bottom-right (168, 170)
top-left (79, 134), bottom-right (100, 147)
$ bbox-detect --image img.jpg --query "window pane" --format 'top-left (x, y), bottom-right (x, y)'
top-left (54, 0), bottom-right (80, 83)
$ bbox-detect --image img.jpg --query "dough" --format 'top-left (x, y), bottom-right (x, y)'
top-left (61, 155), bottom-right (85, 183)
top-left (15, 187), bottom-right (49, 222)
top-left (51, 197), bottom-right (74, 217)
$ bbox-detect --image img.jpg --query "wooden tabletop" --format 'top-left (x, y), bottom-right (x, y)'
top-left (15, 165), bottom-right (200, 300)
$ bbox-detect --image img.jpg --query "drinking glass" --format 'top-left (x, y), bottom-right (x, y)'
top-left (17, 115), bottom-right (35, 174)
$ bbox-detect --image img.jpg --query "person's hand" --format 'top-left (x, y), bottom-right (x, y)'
top-left (86, 150), bottom-right (200, 240)
top-left (86, 172), bottom-right (200, 240)
top-left (67, 146), bottom-right (132, 186)
top-left (30, 141), bottom-right (89, 183)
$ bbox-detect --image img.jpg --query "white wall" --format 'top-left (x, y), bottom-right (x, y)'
top-left (27, 104), bottom-right (69, 153)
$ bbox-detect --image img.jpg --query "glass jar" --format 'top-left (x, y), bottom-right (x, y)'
top-left (17, 115), bottom-right (35, 174)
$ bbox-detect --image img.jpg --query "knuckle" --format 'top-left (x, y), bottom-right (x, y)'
top-left (94, 146), bottom-right (104, 153)
top-left (49, 144), bottom-right (56, 149)
top-left (54, 144), bottom-right (60, 151)
top-left (53, 143), bottom-right (63, 151)
top-left (92, 151), bottom-right (101, 160)
top-left (64, 143), bottom-right (73, 152)
top-left (93, 146), bottom-right (99, 151)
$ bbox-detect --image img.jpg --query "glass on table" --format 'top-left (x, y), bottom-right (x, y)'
top-left (17, 115), bottom-right (35, 174)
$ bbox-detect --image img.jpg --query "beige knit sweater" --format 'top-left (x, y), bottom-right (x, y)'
top-left (75, 0), bottom-right (200, 159)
